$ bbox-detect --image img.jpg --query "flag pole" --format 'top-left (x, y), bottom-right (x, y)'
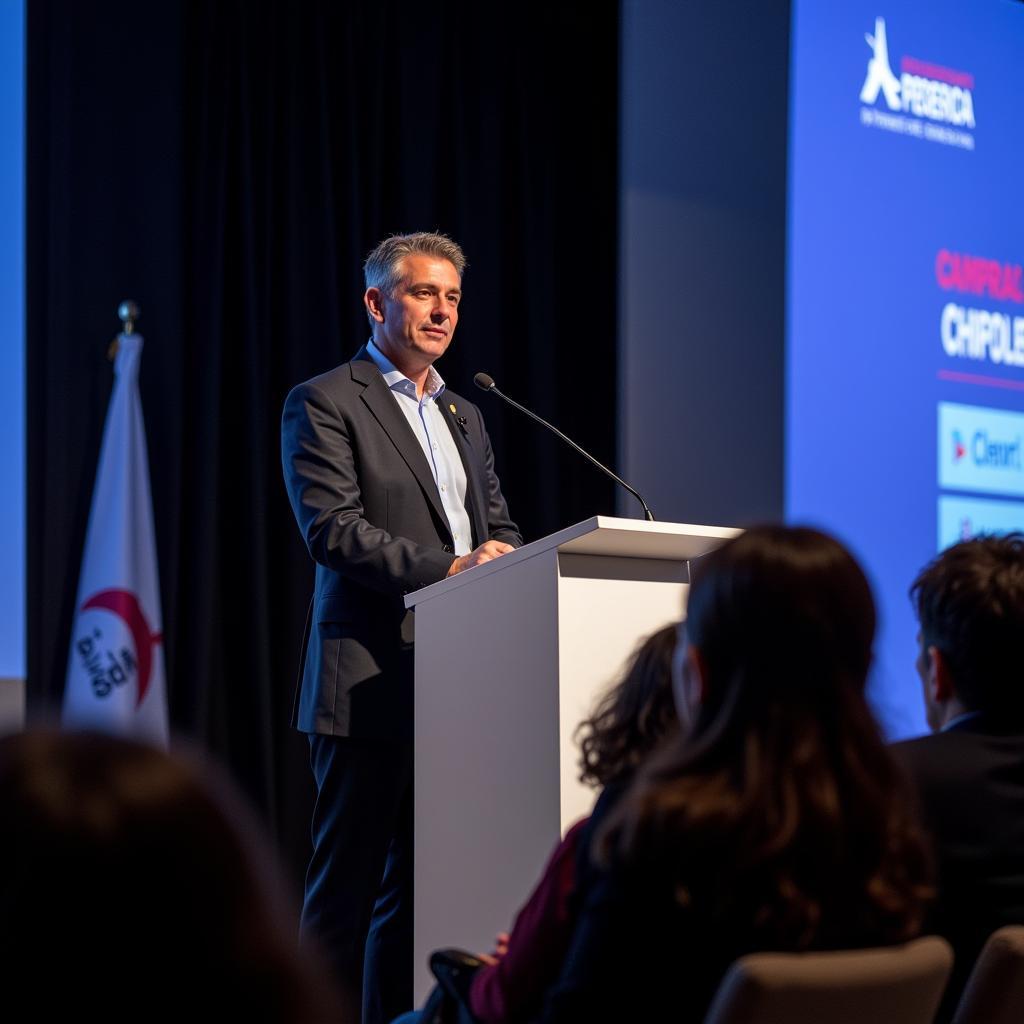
top-left (64, 303), bottom-right (169, 745)
top-left (108, 299), bottom-right (139, 360)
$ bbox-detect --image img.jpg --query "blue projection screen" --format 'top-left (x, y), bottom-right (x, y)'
top-left (787, 1), bottom-right (1024, 737)
top-left (0, 1), bottom-right (24, 687)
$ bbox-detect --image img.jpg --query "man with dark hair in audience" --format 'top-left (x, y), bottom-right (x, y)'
top-left (895, 532), bottom-right (1024, 1020)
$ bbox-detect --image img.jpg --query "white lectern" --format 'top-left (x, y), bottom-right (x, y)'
top-left (404, 515), bottom-right (738, 999)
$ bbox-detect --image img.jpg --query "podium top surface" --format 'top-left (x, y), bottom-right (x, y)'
top-left (405, 516), bottom-right (740, 609)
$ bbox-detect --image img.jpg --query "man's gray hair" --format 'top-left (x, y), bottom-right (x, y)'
top-left (363, 232), bottom-right (467, 296)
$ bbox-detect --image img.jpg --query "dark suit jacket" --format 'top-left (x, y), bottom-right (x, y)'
top-left (894, 716), bottom-right (1024, 1019)
top-left (281, 346), bottom-right (522, 740)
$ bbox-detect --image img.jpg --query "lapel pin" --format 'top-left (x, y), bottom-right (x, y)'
top-left (449, 403), bottom-right (457, 414)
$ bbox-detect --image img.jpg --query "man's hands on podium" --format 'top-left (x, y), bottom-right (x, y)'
top-left (446, 540), bottom-right (516, 577)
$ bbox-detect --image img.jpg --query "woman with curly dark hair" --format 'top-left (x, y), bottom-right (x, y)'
top-left (575, 622), bottom-right (679, 790)
top-left (539, 525), bottom-right (934, 1023)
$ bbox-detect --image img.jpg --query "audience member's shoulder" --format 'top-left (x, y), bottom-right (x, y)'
top-left (893, 727), bottom-right (964, 765)
top-left (892, 717), bottom-right (1024, 785)
top-left (892, 731), bottom-right (942, 755)
top-left (571, 778), bottom-right (632, 880)
top-left (891, 729), bottom-right (985, 794)
top-left (588, 776), bottom-right (631, 830)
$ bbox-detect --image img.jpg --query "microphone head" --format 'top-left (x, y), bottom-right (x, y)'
top-left (473, 372), bottom-right (496, 392)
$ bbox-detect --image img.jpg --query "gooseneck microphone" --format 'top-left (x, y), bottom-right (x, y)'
top-left (473, 372), bottom-right (656, 522)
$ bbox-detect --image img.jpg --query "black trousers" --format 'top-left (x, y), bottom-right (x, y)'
top-left (301, 734), bottom-right (414, 1024)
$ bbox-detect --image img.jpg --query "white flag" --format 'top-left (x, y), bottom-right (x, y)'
top-left (62, 334), bottom-right (168, 746)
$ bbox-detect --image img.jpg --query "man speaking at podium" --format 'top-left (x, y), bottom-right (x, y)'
top-left (281, 232), bottom-right (522, 1024)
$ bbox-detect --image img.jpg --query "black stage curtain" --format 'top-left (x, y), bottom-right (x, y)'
top-left (27, 0), bottom-right (619, 883)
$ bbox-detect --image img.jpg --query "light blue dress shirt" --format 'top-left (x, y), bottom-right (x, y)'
top-left (366, 340), bottom-right (473, 556)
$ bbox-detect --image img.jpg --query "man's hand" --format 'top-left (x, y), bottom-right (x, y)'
top-left (446, 540), bottom-right (515, 576)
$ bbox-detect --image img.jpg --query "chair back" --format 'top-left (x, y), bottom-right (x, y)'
top-left (703, 935), bottom-right (953, 1024)
top-left (951, 925), bottom-right (1024, 1024)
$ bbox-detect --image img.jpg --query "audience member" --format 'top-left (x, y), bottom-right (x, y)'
top-left (539, 525), bottom-right (933, 1023)
top-left (894, 532), bottom-right (1024, 1020)
top-left (0, 729), bottom-right (341, 1023)
top-left (398, 622), bottom-right (679, 1024)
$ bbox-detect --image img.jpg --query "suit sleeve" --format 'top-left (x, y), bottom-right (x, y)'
top-left (281, 379), bottom-right (456, 596)
top-left (471, 401), bottom-right (524, 548)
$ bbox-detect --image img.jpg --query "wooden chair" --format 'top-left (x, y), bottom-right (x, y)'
top-left (703, 935), bottom-right (953, 1024)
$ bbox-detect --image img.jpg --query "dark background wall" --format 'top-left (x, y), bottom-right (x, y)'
top-left (619, 0), bottom-right (790, 527)
top-left (27, 0), bottom-right (620, 886)
top-left (27, 0), bottom-right (792, 889)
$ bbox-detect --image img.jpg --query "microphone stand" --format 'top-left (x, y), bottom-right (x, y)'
top-left (474, 373), bottom-right (656, 522)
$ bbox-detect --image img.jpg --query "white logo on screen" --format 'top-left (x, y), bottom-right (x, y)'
top-left (860, 17), bottom-right (901, 109)
top-left (858, 17), bottom-right (975, 129)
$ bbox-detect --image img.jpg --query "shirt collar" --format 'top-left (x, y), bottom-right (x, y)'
top-left (940, 709), bottom-right (984, 733)
top-left (366, 339), bottom-right (446, 400)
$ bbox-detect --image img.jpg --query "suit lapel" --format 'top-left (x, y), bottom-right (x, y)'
top-left (349, 349), bottom-right (452, 537)
top-left (436, 397), bottom-right (488, 548)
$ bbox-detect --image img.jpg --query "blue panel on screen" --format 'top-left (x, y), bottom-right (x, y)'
top-left (787, 0), bottom-right (1024, 737)
top-left (938, 495), bottom-right (1024, 550)
top-left (938, 403), bottom-right (1024, 497)
top-left (0, 2), bottom-right (24, 679)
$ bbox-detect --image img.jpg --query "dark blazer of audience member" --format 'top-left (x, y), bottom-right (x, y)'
top-left (894, 532), bottom-right (1024, 1021)
top-left (539, 526), bottom-right (933, 1024)
top-left (0, 730), bottom-right (341, 1024)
